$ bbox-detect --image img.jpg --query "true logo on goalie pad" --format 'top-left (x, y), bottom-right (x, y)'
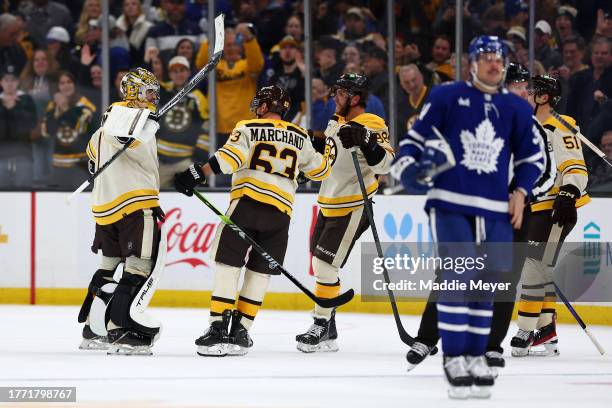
top-left (460, 119), bottom-right (504, 174)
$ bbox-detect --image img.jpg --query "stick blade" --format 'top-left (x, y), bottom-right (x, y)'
top-left (313, 289), bottom-right (355, 308)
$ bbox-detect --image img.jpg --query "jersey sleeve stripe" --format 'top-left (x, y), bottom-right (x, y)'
top-left (306, 158), bottom-right (331, 180)
top-left (217, 149), bottom-right (241, 171)
top-left (558, 159), bottom-right (586, 172)
top-left (223, 144), bottom-right (246, 165)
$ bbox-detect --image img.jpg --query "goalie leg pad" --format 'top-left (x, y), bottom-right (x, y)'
top-left (79, 258), bottom-right (121, 336)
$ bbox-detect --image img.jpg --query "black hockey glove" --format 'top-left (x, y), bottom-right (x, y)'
top-left (174, 163), bottom-right (206, 197)
top-left (338, 124), bottom-right (376, 150)
top-left (115, 136), bottom-right (135, 145)
top-left (551, 184), bottom-right (580, 227)
top-left (296, 172), bottom-right (309, 185)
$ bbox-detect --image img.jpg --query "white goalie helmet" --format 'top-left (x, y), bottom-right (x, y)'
top-left (120, 67), bottom-right (161, 109)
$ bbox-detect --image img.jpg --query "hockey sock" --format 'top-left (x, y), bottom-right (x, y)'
top-left (465, 301), bottom-right (493, 356)
top-left (517, 258), bottom-right (546, 332)
top-left (209, 263), bottom-right (241, 324)
top-left (537, 286), bottom-right (556, 328)
top-left (236, 269), bottom-right (270, 330)
top-left (437, 302), bottom-right (469, 356)
top-left (312, 257), bottom-right (340, 320)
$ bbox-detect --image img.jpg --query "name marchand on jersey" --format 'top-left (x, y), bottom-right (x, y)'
top-left (531, 114), bottom-right (590, 212)
top-left (214, 118), bottom-right (331, 216)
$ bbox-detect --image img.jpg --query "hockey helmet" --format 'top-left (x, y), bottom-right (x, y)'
top-left (505, 62), bottom-right (530, 85)
top-left (330, 72), bottom-right (369, 106)
top-left (529, 75), bottom-right (562, 107)
top-left (120, 67), bottom-right (161, 109)
top-left (468, 35), bottom-right (508, 63)
top-left (250, 85), bottom-right (291, 118)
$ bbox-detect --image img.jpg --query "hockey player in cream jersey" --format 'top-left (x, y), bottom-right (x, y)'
top-left (296, 73), bottom-right (394, 353)
top-left (79, 67), bottom-right (165, 355)
top-left (511, 75), bottom-right (590, 357)
top-left (174, 85), bottom-right (331, 356)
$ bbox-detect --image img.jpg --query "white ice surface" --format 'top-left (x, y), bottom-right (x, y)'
top-left (0, 306), bottom-right (611, 407)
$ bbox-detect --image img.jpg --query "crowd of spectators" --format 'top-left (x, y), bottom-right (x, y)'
top-left (0, 0), bottom-right (611, 193)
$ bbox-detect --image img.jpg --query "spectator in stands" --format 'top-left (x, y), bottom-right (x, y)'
top-left (586, 130), bottom-right (612, 193)
top-left (45, 26), bottom-right (77, 73)
top-left (184, 0), bottom-right (234, 34)
top-left (341, 43), bottom-right (362, 68)
top-left (42, 71), bottom-right (96, 188)
top-left (560, 35), bottom-right (591, 129)
top-left (450, 52), bottom-right (469, 81)
top-left (21, 48), bottom-right (59, 184)
top-left (363, 45), bottom-right (388, 111)
top-left (145, 0), bottom-right (204, 64)
top-left (174, 38), bottom-right (197, 74)
top-left (158, 56), bottom-right (209, 187)
top-left (285, 14), bottom-right (304, 43)
top-left (592, 37), bottom-right (612, 103)
top-left (433, 0), bottom-right (477, 50)
top-left (306, 76), bottom-right (334, 134)
top-left (534, 20), bottom-right (562, 71)
top-left (315, 37), bottom-right (344, 87)
top-left (397, 64), bottom-right (430, 136)
top-left (194, 22), bottom-right (263, 148)
top-left (480, 4), bottom-right (506, 38)
top-left (236, 0), bottom-right (288, 54)
top-left (594, 9), bottom-right (612, 39)
top-left (0, 14), bottom-right (28, 76)
top-left (17, 0), bottom-right (73, 48)
top-left (554, 5), bottom-right (579, 48)
top-left (266, 35), bottom-right (304, 123)
top-left (144, 47), bottom-right (168, 84)
top-left (111, 67), bottom-right (130, 103)
top-left (335, 7), bottom-right (376, 46)
top-left (74, 0), bottom-right (102, 45)
top-left (0, 64), bottom-right (38, 187)
top-left (116, 0), bottom-right (154, 66)
top-left (425, 34), bottom-right (453, 82)
top-left (14, 12), bottom-right (35, 61)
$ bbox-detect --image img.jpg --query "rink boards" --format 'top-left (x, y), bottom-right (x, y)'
top-left (0, 191), bottom-right (611, 324)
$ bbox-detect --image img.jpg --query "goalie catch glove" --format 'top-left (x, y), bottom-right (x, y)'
top-left (174, 163), bottom-right (206, 196)
top-left (551, 184), bottom-right (579, 227)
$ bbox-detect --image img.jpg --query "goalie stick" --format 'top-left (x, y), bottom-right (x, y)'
top-left (543, 224), bottom-right (606, 355)
top-left (550, 110), bottom-right (612, 168)
top-left (350, 149), bottom-right (438, 353)
top-left (66, 15), bottom-right (226, 203)
top-left (192, 190), bottom-right (355, 308)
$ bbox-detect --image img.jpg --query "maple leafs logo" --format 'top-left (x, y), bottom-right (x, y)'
top-left (459, 119), bottom-right (504, 174)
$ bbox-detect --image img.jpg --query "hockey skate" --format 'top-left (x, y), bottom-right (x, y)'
top-left (79, 325), bottom-right (109, 350)
top-left (296, 309), bottom-right (338, 353)
top-left (228, 310), bottom-right (253, 356)
top-left (484, 351), bottom-right (505, 378)
top-left (107, 328), bottom-right (154, 356)
top-left (510, 329), bottom-right (534, 357)
top-left (466, 355), bottom-right (495, 398)
top-left (196, 310), bottom-right (231, 357)
top-left (530, 320), bottom-right (559, 356)
top-left (443, 356), bottom-right (473, 399)
top-left (406, 341), bottom-right (436, 371)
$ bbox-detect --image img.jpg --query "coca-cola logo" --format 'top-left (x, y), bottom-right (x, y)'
top-left (164, 207), bottom-right (218, 269)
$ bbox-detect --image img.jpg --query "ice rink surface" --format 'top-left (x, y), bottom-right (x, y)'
top-left (0, 305), bottom-right (611, 408)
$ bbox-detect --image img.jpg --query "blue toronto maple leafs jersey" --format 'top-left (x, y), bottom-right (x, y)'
top-left (409, 81), bottom-right (544, 220)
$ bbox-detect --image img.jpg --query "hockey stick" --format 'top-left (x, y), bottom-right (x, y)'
top-left (66, 15), bottom-right (226, 203)
top-left (550, 110), bottom-right (612, 168)
top-left (350, 150), bottom-right (437, 352)
top-left (382, 184), bottom-right (404, 196)
top-left (192, 190), bottom-right (354, 308)
top-left (543, 224), bottom-right (606, 355)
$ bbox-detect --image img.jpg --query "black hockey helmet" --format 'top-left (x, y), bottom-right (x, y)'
top-left (529, 74), bottom-right (562, 106)
top-left (330, 72), bottom-right (369, 106)
top-left (250, 85), bottom-right (291, 118)
top-left (505, 63), bottom-right (530, 85)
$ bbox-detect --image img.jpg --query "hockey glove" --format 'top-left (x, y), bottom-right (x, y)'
top-left (338, 125), bottom-right (375, 150)
top-left (551, 184), bottom-right (580, 227)
top-left (87, 159), bottom-right (96, 175)
top-left (416, 136), bottom-right (456, 187)
top-left (174, 163), bottom-right (206, 197)
top-left (391, 156), bottom-right (429, 193)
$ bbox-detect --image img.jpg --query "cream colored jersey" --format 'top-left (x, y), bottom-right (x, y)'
top-left (317, 113), bottom-right (395, 217)
top-left (86, 102), bottom-right (160, 225)
top-left (213, 118), bottom-right (331, 216)
top-left (531, 114), bottom-right (590, 212)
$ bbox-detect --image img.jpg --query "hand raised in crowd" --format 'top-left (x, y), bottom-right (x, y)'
top-left (1, 93), bottom-right (17, 110)
top-left (236, 23), bottom-right (254, 42)
top-left (557, 65), bottom-right (571, 81)
top-left (404, 43), bottom-right (421, 62)
top-left (144, 47), bottom-right (160, 64)
top-left (295, 48), bottom-right (305, 73)
top-left (594, 90), bottom-right (608, 104)
top-left (80, 44), bottom-right (97, 66)
top-left (442, 6), bottom-right (455, 22)
top-left (53, 92), bottom-right (69, 115)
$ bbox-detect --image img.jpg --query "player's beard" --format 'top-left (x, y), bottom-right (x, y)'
top-left (282, 59), bottom-right (296, 66)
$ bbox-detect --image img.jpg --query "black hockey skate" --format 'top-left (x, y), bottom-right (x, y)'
top-left (79, 324), bottom-right (109, 350)
top-left (443, 356), bottom-right (474, 399)
top-left (530, 320), bottom-right (559, 356)
top-left (196, 310), bottom-right (231, 357)
top-left (406, 341), bottom-right (436, 371)
top-left (296, 309), bottom-right (338, 353)
top-left (484, 351), bottom-right (505, 378)
top-left (228, 310), bottom-right (253, 356)
top-left (466, 355), bottom-right (495, 398)
top-left (107, 328), bottom-right (154, 356)
top-left (510, 329), bottom-right (534, 357)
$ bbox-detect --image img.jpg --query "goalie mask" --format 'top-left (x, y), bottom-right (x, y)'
top-left (250, 85), bottom-right (291, 118)
top-left (120, 67), bottom-right (161, 111)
